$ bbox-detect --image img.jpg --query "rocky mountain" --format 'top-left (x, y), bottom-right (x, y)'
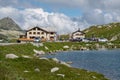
top-left (0, 17), bottom-right (21, 30)
top-left (0, 17), bottom-right (23, 41)
top-left (84, 22), bottom-right (120, 41)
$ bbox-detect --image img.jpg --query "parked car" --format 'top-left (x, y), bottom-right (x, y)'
top-left (81, 38), bottom-right (90, 42)
top-left (34, 37), bottom-right (41, 42)
top-left (98, 38), bottom-right (108, 42)
top-left (69, 38), bottom-right (82, 42)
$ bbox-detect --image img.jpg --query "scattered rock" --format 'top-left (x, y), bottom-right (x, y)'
top-left (52, 58), bottom-right (71, 67)
top-left (57, 74), bottom-right (65, 77)
top-left (45, 46), bottom-right (49, 50)
top-left (5, 54), bottom-right (18, 59)
top-left (60, 61), bottom-right (71, 67)
top-left (63, 45), bottom-right (69, 49)
top-left (39, 43), bottom-right (44, 46)
top-left (39, 57), bottom-right (48, 60)
top-left (22, 55), bottom-right (31, 58)
top-left (34, 68), bottom-right (40, 72)
top-left (31, 43), bottom-right (39, 47)
top-left (51, 67), bottom-right (59, 73)
top-left (92, 76), bottom-right (96, 79)
top-left (52, 58), bottom-right (60, 63)
top-left (107, 43), bottom-right (113, 45)
top-left (87, 70), bottom-right (90, 73)
top-left (24, 70), bottom-right (29, 73)
top-left (33, 49), bottom-right (45, 57)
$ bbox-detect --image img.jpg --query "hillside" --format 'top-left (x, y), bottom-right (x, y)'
top-left (0, 17), bottom-right (23, 40)
top-left (84, 22), bottom-right (120, 41)
top-left (0, 43), bottom-right (108, 80)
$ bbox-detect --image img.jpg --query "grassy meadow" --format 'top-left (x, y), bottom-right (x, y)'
top-left (0, 42), bottom-right (110, 80)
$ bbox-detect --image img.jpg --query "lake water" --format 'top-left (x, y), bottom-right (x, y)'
top-left (45, 49), bottom-right (120, 80)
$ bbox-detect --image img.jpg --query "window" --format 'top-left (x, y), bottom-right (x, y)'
top-left (37, 32), bottom-right (40, 34)
top-left (51, 32), bottom-right (54, 35)
top-left (30, 36), bottom-right (35, 39)
top-left (76, 34), bottom-right (80, 36)
top-left (33, 32), bottom-right (36, 34)
top-left (41, 32), bottom-right (44, 34)
top-left (29, 32), bottom-right (32, 34)
top-left (41, 36), bottom-right (44, 39)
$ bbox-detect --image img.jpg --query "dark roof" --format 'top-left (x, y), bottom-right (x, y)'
top-left (48, 31), bottom-right (56, 33)
top-left (26, 26), bottom-right (57, 33)
top-left (72, 29), bottom-right (85, 34)
top-left (26, 26), bottom-right (48, 32)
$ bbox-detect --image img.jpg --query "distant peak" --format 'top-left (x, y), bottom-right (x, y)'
top-left (0, 17), bottom-right (21, 30)
top-left (2, 17), bottom-right (13, 20)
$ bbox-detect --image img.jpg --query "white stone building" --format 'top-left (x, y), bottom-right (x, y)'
top-left (19, 26), bottom-right (57, 42)
top-left (71, 29), bottom-right (85, 39)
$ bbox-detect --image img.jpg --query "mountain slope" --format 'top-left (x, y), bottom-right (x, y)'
top-left (0, 17), bottom-right (23, 40)
top-left (84, 22), bottom-right (120, 40)
top-left (0, 17), bottom-right (21, 30)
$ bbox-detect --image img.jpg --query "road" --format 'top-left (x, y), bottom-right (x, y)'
top-left (0, 43), bottom-right (25, 46)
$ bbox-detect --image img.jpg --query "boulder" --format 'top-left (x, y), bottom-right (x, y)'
top-left (22, 55), bottom-right (31, 58)
top-left (6, 54), bottom-right (18, 59)
top-left (39, 43), bottom-right (44, 46)
top-left (31, 43), bottom-right (39, 47)
top-left (45, 46), bottom-right (49, 50)
top-left (57, 74), bottom-right (65, 77)
top-left (52, 58), bottom-right (60, 63)
top-left (60, 61), bottom-right (71, 67)
top-left (52, 58), bottom-right (71, 67)
top-left (39, 57), bottom-right (48, 60)
top-left (51, 67), bottom-right (59, 73)
top-left (34, 68), bottom-right (40, 72)
top-left (24, 70), bottom-right (29, 73)
top-left (63, 45), bottom-right (69, 49)
top-left (92, 76), bottom-right (96, 79)
top-left (33, 49), bottom-right (45, 57)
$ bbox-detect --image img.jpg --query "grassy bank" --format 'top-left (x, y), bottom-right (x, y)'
top-left (0, 42), bottom-right (109, 80)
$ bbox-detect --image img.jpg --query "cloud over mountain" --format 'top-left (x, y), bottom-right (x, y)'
top-left (0, 7), bottom-right (85, 34)
top-left (0, 0), bottom-right (120, 34)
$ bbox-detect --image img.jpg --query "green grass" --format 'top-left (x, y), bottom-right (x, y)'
top-left (0, 43), bottom-right (108, 80)
top-left (0, 58), bottom-right (108, 80)
top-left (84, 22), bottom-right (120, 40)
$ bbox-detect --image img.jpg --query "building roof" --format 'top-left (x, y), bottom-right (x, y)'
top-left (72, 28), bottom-right (85, 34)
top-left (26, 26), bottom-right (48, 32)
top-left (26, 26), bottom-right (57, 33)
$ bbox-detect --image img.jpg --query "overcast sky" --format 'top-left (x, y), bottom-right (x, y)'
top-left (0, 0), bottom-right (120, 34)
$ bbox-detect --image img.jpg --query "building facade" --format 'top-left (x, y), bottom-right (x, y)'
top-left (19, 27), bottom-right (57, 42)
top-left (71, 29), bottom-right (85, 39)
